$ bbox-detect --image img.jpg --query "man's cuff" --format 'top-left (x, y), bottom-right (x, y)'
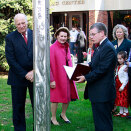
top-left (129, 62), bottom-right (131, 67)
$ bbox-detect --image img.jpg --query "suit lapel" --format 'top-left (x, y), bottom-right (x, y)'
top-left (99, 38), bottom-right (108, 49)
top-left (16, 30), bottom-right (27, 49)
top-left (92, 38), bottom-right (108, 62)
top-left (27, 29), bottom-right (32, 49)
top-left (92, 48), bottom-right (99, 57)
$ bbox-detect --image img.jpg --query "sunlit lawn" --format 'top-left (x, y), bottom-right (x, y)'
top-left (0, 75), bottom-right (33, 131)
top-left (0, 75), bottom-right (131, 131)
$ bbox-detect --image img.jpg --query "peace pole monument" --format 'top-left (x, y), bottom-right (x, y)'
top-left (33, 0), bottom-right (50, 130)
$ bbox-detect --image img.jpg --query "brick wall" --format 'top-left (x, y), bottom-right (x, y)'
top-left (88, 11), bottom-right (114, 48)
top-left (89, 10), bottom-right (108, 28)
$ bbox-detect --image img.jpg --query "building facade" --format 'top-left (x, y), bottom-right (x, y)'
top-left (50, 0), bottom-right (131, 48)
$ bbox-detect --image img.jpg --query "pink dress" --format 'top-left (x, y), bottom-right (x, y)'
top-left (50, 40), bottom-right (79, 103)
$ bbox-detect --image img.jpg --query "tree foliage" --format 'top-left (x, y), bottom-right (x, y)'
top-left (0, 0), bottom-right (54, 71)
top-left (0, 0), bottom-right (33, 71)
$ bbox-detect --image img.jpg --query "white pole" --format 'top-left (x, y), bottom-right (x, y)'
top-left (33, 0), bottom-right (50, 130)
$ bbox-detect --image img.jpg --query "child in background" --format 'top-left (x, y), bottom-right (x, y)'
top-left (114, 51), bottom-right (129, 117)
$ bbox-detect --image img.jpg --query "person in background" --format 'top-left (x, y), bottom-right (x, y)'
top-left (128, 28), bottom-right (131, 40)
top-left (50, 27), bottom-right (79, 125)
top-left (76, 22), bottom-right (117, 131)
top-left (114, 51), bottom-right (129, 117)
top-left (126, 49), bottom-right (131, 119)
top-left (5, 13), bottom-right (33, 131)
top-left (82, 39), bottom-right (94, 63)
top-left (76, 27), bottom-right (86, 63)
top-left (112, 24), bottom-right (131, 55)
top-left (69, 26), bottom-right (79, 55)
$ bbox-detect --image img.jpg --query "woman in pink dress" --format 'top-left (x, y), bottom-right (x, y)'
top-left (50, 27), bottom-right (79, 125)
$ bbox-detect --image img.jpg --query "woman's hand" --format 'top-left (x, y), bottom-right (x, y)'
top-left (50, 81), bottom-right (56, 88)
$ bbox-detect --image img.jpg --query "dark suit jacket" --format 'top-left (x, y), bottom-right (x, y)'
top-left (85, 38), bottom-right (117, 102)
top-left (5, 29), bottom-right (33, 86)
top-left (112, 38), bottom-right (131, 55)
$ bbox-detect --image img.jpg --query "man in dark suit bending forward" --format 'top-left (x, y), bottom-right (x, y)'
top-left (5, 13), bottom-right (33, 131)
top-left (76, 22), bottom-right (117, 131)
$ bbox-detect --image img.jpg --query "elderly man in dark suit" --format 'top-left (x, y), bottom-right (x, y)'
top-left (76, 22), bottom-right (117, 131)
top-left (5, 13), bottom-right (33, 131)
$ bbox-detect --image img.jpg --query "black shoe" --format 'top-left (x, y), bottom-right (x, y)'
top-left (60, 114), bottom-right (71, 123)
top-left (126, 116), bottom-right (131, 119)
top-left (51, 120), bottom-right (53, 124)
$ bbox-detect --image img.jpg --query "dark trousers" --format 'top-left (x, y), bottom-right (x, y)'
top-left (70, 42), bottom-right (76, 55)
top-left (128, 68), bottom-right (131, 107)
top-left (91, 100), bottom-right (114, 131)
top-left (77, 47), bottom-right (84, 63)
top-left (129, 78), bottom-right (131, 107)
top-left (11, 83), bottom-right (33, 131)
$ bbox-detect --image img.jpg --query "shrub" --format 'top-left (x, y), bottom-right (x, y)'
top-left (0, 0), bottom-right (33, 71)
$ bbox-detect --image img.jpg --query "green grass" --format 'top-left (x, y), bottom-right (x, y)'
top-left (0, 75), bottom-right (33, 131)
top-left (0, 75), bottom-right (131, 131)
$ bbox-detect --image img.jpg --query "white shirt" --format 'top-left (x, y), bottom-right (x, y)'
top-left (70, 30), bottom-right (78, 42)
top-left (100, 37), bottom-right (107, 45)
top-left (21, 31), bottom-right (28, 40)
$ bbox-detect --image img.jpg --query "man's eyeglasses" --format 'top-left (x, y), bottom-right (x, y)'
top-left (89, 32), bottom-right (100, 37)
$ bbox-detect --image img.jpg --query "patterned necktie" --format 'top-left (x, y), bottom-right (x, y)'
top-left (93, 43), bottom-right (100, 57)
top-left (95, 43), bottom-right (100, 48)
top-left (23, 33), bottom-right (27, 44)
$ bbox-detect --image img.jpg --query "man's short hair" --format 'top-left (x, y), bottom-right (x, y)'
top-left (14, 13), bottom-right (28, 25)
top-left (90, 22), bottom-right (108, 36)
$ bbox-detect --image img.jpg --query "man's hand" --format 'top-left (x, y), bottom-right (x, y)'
top-left (75, 75), bottom-right (85, 83)
top-left (119, 87), bottom-right (124, 92)
top-left (25, 70), bottom-right (33, 82)
top-left (124, 62), bottom-right (129, 72)
top-left (124, 67), bottom-right (128, 72)
top-left (126, 62), bottom-right (129, 67)
top-left (50, 81), bottom-right (56, 88)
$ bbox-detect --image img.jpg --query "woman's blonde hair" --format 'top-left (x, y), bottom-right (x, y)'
top-left (112, 24), bottom-right (128, 40)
